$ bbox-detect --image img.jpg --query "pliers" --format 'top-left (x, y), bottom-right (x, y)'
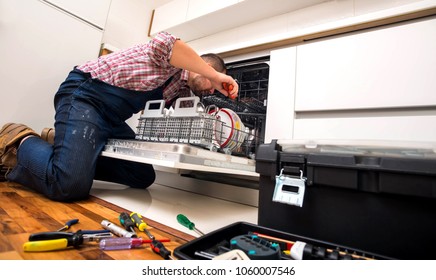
top-left (23, 230), bottom-right (113, 252)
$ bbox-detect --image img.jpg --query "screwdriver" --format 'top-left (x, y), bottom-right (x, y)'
top-left (222, 82), bottom-right (236, 100)
top-left (101, 219), bottom-right (135, 238)
top-left (177, 214), bottom-right (205, 236)
top-left (130, 212), bottom-right (174, 260)
top-left (130, 212), bottom-right (154, 240)
top-left (99, 237), bottom-right (170, 250)
top-left (119, 212), bottom-right (137, 237)
top-left (57, 218), bottom-right (79, 231)
top-left (150, 239), bottom-right (174, 260)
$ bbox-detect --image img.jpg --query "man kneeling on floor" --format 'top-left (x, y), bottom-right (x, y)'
top-left (0, 32), bottom-right (238, 201)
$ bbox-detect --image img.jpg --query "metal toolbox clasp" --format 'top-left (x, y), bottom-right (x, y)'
top-left (272, 168), bottom-right (306, 207)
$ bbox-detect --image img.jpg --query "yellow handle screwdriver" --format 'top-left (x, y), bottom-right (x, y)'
top-left (130, 212), bottom-right (154, 240)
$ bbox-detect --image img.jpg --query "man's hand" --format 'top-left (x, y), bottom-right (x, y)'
top-left (211, 72), bottom-right (239, 99)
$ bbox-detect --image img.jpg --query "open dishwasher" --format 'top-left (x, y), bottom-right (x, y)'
top-left (101, 57), bottom-right (269, 178)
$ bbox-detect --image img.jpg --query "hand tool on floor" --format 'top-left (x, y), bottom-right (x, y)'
top-left (81, 229), bottom-right (111, 235)
top-left (130, 212), bottom-right (154, 240)
top-left (101, 219), bottom-right (135, 238)
top-left (130, 212), bottom-right (174, 260)
top-left (24, 230), bottom-right (112, 252)
top-left (55, 218), bottom-right (110, 234)
top-left (57, 218), bottom-right (79, 231)
top-left (99, 237), bottom-right (170, 250)
top-left (149, 238), bottom-right (174, 260)
top-left (119, 212), bottom-right (137, 237)
top-left (176, 214), bottom-right (205, 236)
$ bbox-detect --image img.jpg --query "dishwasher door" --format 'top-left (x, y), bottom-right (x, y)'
top-left (102, 139), bottom-right (257, 177)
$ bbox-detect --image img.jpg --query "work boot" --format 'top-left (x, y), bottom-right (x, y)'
top-left (0, 123), bottom-right (39, 169)
top-left (41, 127), bottom-right (55, 145)
top-left (0, 165), bottom-right (7, 181)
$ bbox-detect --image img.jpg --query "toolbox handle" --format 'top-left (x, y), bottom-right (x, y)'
top-left (172, 96), bottom-right (201, 117)
top-left (141, 100), bottom-right (165, 118)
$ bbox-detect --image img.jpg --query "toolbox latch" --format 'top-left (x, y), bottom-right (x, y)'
top-left (273, 168), bottom-right (307, 207)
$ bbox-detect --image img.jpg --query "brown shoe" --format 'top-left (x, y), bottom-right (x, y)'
top-left (0, 123), bottom-right (39, 168)
top-left (0, 165), bottom-right (8, 181)
top-left (41, 127), bottom-right (55, 145)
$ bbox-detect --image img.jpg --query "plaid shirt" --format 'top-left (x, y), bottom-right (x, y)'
top-left (77, 32), bottom-right (190, 104)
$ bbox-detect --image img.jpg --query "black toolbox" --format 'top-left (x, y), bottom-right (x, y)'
top-left (255, 139), bottom-right (436, 260)
top-left (174, 221), bottom-right (391, 260)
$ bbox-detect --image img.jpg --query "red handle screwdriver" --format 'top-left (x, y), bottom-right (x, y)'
top-left (222, 82), bottom-right (236, 100)
top-left (150, 239), bottom-right (174, 260)
top-left (130, 212), bottom-right (174, 260)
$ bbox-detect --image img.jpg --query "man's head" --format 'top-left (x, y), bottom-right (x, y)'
top-left (188, 53), bottom-right (227, 96)
top-left (201, 53), bottom-right (226, 74)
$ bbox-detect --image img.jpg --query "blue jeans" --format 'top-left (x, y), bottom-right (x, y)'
top-left (8, 69), bottom-right (163, 201)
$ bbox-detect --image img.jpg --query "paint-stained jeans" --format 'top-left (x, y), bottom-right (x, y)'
top-left (8, 68), bottom-right (161, 201)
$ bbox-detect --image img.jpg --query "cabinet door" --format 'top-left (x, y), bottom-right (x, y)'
top-left (264, 47), bottom-right (297, 143)
top-left (150, 0), bottom-right (327, 41)
top-left (43, 0), bottom-right (111, 29)
top-left (293, 115), bottom-right (436, 142)
top-left (149, 0), bottom-right (189, 35)
top-left (186, 0), bottom-right (239, 21)
top-left (295, 17), bottom-right (436, 111)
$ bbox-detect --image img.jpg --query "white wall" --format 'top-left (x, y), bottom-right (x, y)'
top-left (0, 0), bottom-right (171, 133)
top-left (102, 0), bottom-right (173, 49)
top-left (0, 0), bottom-right (103, 133)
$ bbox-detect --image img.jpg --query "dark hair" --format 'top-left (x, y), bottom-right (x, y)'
top-left (201, 53), bottom-right (226, 73)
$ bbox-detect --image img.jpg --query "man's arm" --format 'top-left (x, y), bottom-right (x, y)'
top-left (169, 40), bottom-right (238, 98)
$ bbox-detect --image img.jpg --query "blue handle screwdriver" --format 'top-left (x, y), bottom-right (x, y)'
top-left (57, 218), bottom-right (79, 231)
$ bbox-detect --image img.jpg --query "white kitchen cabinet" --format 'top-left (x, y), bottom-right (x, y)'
top-left (264, 47), bottom-right (297, 143)
top-left (186, 0), bottom-right (239, 21)
top-left (150, 0), bottom-right (189, 36)
top-left (42, 0), bottom-right (112, 29)
top-left (150, 0), bottom-right (241, 39)
top-left (293, 115), bottom-right (436, 142)
top-left (295, 16), bottom-right (436, 111)
top-left (263, 16), bottom-right (436, 142)
top-left (150, 0), bottom-right (328, 41)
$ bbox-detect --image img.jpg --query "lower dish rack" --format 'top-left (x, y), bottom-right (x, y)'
top-left (135, 97), bottom-right (254, 157)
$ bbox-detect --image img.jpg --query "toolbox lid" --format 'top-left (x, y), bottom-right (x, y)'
top-left (256, 139), bottom-right (436, 198)
top-left (276, 139), bottom-right (436, 159)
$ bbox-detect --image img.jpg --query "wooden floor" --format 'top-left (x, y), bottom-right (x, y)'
top-left (0, 180), bottom-right (195, 260)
